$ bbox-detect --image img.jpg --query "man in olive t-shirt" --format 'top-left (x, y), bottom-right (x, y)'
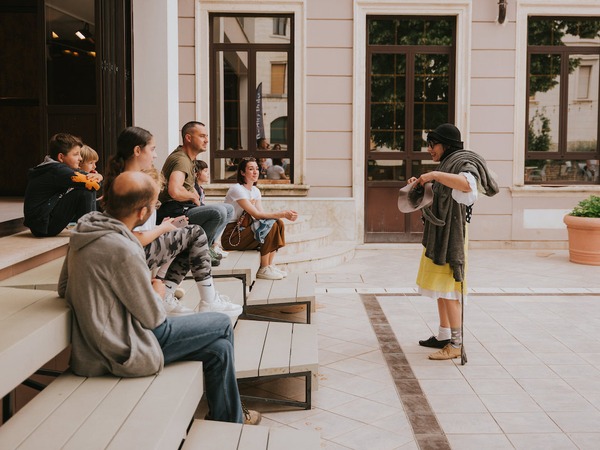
top-left (157, 122), bottom-right (233, 250)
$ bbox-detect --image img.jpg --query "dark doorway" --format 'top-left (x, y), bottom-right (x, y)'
top-left (0, 0), bottom-right (131, 196)
top-left (365, 16), bottom-right (456, 242)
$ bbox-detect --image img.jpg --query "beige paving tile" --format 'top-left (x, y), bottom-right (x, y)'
top-left (493, 412), bottom-right (561, 433)
top-left (331, 423), bottom-right (415, 450)
top-left (435, 412), bottom-right (503, 434)
top-left (507, 433), bottom-right (578, 449)
top-left (446, 433), bottom-right (514, 450)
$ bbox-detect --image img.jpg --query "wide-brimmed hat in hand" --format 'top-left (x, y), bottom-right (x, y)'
top-left (397, 182), bottom-right (434, 213)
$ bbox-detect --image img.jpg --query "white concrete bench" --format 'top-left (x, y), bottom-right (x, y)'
top-left (210, 250), bottom-right (261, 301)
top-left (182, 419), bottom-right (320, 450)
top-left (0, 361), bottom-right (203, 449)
top-left (245, 273), bottom-right (316, 323)
top-left (0, 287), bottom-right (71, 418)
top-left (234, 319), bottom-right (319, 410)
top-left (0, 231), bottom-right (68, 282)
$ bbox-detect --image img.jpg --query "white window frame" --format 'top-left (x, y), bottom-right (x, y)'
top-left (353, 0), bottom-right (472, 243)
top-left (196, 1), bottom-right (306, 183)
top-left (514, 0), bottom-right (600, 190)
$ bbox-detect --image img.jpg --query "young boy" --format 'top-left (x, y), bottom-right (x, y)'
top-left (80, 144), bottom-right (99, 174)
top-left (195, 160), bottom-right (228, 258)
top-left (23, 133), bottom-right (103, 237)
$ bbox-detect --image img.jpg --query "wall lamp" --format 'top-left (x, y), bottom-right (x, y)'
top-left (497, 0), bottom-right (508, 24)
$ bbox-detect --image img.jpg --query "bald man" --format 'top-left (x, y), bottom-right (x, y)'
top-left (58, 171), bottom-right (259, 424)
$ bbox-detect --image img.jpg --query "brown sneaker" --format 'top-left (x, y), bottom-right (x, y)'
top-left (242, 404), bottom-right (261, 425)
top-left (428, 343), bottom-right (461, 360)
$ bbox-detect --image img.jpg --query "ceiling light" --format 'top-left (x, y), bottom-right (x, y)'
top-left (75, 23), bottom-right (92, 40)
top-left (51, 31), bottom-right (59, 39)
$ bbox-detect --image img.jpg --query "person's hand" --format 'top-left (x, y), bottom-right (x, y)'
top-left (87, 172), bottom-right (103, 182)
top-left (158, 218), bottom-right (178, 234)
top-left (151, 278), bottom-right (166, 300)
top-left (284, 210), bottom-right (298, 221)
top-left (416, 171), bottom-right (437, 185)
top-left (407, 177), bottom-right (418, 185)
top-left (190, 190), bottom-right (201, 206)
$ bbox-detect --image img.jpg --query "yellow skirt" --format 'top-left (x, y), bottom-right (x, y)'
top-left (416, 235), bottom-right (468, 301)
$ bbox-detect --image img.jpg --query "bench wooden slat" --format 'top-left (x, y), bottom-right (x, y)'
top-left (107, 361), bottom-right (204, 449)
top-left (62, 376), bottom-right (155, 449)
top-left (0, 290), bottom-right (71, 399)
top-left (290, 324), bottom-right (319, 377)
top-left (182, 419), bottom-right (320, 450)
top-left (297, 274), bottom-right (316, 311)
top-left (246, 278), bottom-right (272, 306)
top-left (182, 420), bottom-right (244, 449)
top-left (259, 322), bottom-right (292, 377)
top-left (234, 320), bottom-right (268, 379)
top-left (266, 277), bottom-right (297, 305)
top-left (0, 258), bottom-right (64, 288)
top-left (0, 362), bottom-right (203, 450)
top-left (0, 375), bottom-right (85, 449)
top-left (0, 286), bottom-right (54, 321)
top-left (237, 423), bottom-right (270, 450)
top-left (14, 376), bottom-right (122, 450)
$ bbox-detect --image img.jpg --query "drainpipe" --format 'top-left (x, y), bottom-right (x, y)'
top-left (497, 0), bottom-right (507, 24)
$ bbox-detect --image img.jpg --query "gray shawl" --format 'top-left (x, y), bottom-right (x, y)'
top-left (421, 150), bottom-right (499, 281)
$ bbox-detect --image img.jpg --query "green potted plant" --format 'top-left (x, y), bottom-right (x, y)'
top-left (563, 195), bottom-right (600, 265)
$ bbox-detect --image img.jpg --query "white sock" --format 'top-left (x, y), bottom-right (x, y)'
top-left (437, 326), bottom-right (451, 341)
top-left (197, 277), bottom-right (217, 303)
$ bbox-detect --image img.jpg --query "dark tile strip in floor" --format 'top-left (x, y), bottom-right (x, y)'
top-left (360, 294), bottom-right (451, 450)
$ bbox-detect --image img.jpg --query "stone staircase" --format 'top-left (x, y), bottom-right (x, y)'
top-left (277, 215), bottom-right (355, 272)
top-left (0, 201), bottom-right (355, 280)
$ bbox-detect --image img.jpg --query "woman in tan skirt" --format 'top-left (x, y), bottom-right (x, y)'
top-left (222, 157), bottom-right (298, 280)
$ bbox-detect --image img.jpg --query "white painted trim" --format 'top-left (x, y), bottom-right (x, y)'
top-left (132, 0), bottom-right (179, 165)
top-left (196, 1), bottom-right (306, 183)
top-left (353, 1), bottom-right (472, 244)
top-left (514, 1), bottom-right (600, 187)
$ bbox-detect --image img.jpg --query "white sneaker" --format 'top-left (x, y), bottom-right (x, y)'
top-left (257, 266), bottom-right (283, 280)
top-left (163, 293), bottom-right (195, 316)
top-left (198, 292), bottom-right (243, 319)
top-left (174, 286), bottom-right (186, 299)
top-left (213, 246), bottom-right (229, 258)
top-left (270, 265), bottom-right (288, 278)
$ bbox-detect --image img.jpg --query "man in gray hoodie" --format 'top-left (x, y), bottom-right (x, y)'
top-left (58, 171), bottom-right (253, 424)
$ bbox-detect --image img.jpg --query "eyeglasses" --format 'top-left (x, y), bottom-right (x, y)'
top-left (427, 140), bottom-right (440, 148)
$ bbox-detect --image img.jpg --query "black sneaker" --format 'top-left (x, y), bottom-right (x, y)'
top-left (419, 336), bottom-right (450, 349)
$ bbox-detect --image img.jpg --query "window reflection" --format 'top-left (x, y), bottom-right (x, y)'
top-left (46, 2), bottom-right (96, 105)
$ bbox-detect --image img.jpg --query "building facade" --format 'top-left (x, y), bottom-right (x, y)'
top-left (3, 0), bottom-right (599, 247)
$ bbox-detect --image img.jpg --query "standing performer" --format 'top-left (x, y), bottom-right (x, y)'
top-left (408, 124), bottom-right (498, 361)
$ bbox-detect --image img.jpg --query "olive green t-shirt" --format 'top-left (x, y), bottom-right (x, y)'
top-left (159, 146), bottom-right (196, 203)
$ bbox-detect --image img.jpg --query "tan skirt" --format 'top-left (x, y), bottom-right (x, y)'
top-left (221, 219), bottom-right (286, 256)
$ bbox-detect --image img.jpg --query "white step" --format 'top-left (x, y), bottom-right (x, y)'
top-left (276, 241), bottom-right (355, 272)
top-left (278, 227), bottom-right (332, 256)
top-left (284, 214), bottom-right (312, 235)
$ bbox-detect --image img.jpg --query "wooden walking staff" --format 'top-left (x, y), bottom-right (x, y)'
top-left (460, 272), bottom-right (467, 365)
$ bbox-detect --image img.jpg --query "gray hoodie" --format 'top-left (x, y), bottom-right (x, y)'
top-left (58, 211), bottom-right (167, 377)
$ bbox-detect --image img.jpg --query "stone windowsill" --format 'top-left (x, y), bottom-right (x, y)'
top-left (203, 182), bottom-right (310, 197)
top-left (510, 184), bottom-right (600, 198)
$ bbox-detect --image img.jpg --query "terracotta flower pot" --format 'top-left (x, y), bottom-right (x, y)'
top-left (563, 214), bottom-right (600, 266)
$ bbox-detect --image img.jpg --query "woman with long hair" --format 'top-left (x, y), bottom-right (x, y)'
top-left (104, 126), bottom-right (242, 319)
top-left (221, 157), bottom-right (297, 280)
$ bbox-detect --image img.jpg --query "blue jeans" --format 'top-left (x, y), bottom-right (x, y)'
top-left (152, 313), bottom-right (243, 423)
top-left (186, 204), bottom-right (234, 246)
